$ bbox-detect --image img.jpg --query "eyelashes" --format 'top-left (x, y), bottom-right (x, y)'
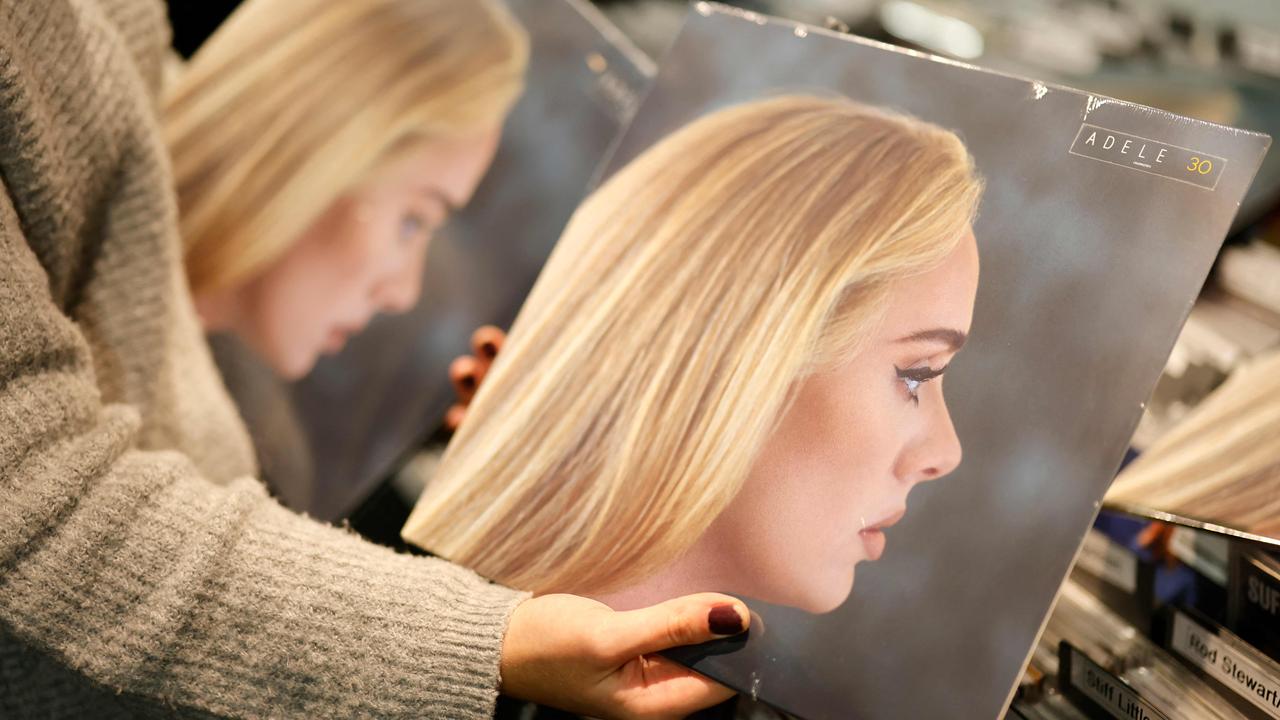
top-left (399, 212), bottom-right (427, 243)
top-left (895, 364), bottom-right (948, 407)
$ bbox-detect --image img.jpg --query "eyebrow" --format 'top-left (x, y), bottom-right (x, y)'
top-left (894, 328), bottom-right (967, 352)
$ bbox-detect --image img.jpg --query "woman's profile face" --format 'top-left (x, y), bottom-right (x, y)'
top-left (663, 228), bottom-right (980, 614)
top-left (234, 128), bottom-right (501, 379)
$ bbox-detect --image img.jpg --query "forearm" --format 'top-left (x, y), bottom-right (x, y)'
top-left (0, 416), bottom-right (525, 718)
top-left (0, 0), bottom-right (525, 712)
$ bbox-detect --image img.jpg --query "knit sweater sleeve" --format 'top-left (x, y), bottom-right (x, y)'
top-left (0, 195), bottom-right (527, 717)
top-left (0, 195), bottom-right (529, 718)
top-left (0, 2), bottom-right (528, 716)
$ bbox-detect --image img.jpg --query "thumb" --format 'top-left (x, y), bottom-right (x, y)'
top-left (603, 593), bottom-right (749, 663)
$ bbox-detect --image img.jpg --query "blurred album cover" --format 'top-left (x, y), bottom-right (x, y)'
top-left (402, 3), bottom-right (1270, 718)
top-left (1105, 346), bottom-right (1280, 547)
top-left (211, 0), bottom-right (653, 519)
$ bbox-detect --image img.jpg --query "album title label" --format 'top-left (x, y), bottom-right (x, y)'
top-left (1070, 123), bottom-right (1226, 190)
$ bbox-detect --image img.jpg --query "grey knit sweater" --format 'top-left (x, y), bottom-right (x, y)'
top-left (0, 0), bottom-right (526, 717)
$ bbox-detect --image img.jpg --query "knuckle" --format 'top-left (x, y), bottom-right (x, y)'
top-left (665, 611), bottom-right (693, 647)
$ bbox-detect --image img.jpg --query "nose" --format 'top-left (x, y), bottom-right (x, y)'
top-left (896, 394), bottom-right (963, 486)
top-left (373, 261), bottom-right (424, 315)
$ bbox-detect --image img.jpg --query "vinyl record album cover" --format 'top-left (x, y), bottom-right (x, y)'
top-left (1105, 346), bottom-right (1280, 550)
top-left (213, 0), bottom-right (653, 519)
top-left (403, 4), bottom-right (1269, 717)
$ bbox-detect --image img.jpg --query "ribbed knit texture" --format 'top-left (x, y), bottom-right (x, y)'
top-left (0, 1), bottom-right (527, 717)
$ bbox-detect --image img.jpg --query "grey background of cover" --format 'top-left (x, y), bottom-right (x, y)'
top-left (610, 6), bottom-right (1272, 719)
top-left (215, 0), bottom-right (653, 519)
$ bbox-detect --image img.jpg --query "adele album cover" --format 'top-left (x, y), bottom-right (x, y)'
top-left (213, 0), bottom-right (654, 520)
top-left (402, 4), bottom-right (1270, 718)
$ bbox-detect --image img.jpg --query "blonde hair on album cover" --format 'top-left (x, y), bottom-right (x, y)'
top-left (166, 0), bottom-right (529, 294)
top-left (403, 95), bottom-right (984, 595)
top-left (1106, 348), bottom-right (1280, 535)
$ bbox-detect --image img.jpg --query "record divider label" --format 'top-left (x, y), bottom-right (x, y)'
top-left (1229, 549), bottom-right (1280, 664)
top-left (1058, 641), bottom-right (1172, 720)
top-left (1167, 609), bottom-right (1280, 719)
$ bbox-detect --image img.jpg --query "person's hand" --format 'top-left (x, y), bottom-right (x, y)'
top-left (444, 325), bottom-right (505, 431)
top-left (500, 592), bottom-right (750, 719)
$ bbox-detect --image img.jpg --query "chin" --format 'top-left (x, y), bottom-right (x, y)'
top-left (272, 349), bottom-right (319, 381)
top-left (770, 568), bottom-right (855, 615)
top-left (244, 327), bottom-right (320, 380)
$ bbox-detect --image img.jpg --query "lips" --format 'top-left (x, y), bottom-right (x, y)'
top-left (867, 509), bottom-right (906, 531)
top-left (858, 507), bottom-right (907, 562)
top-left (321, 317), bottom-right (370, 355)
top-left (321, 326), bottom-right (357, 354)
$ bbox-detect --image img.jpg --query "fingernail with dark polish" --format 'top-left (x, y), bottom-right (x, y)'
top-left (708, 604), bottom-right (744, 635)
